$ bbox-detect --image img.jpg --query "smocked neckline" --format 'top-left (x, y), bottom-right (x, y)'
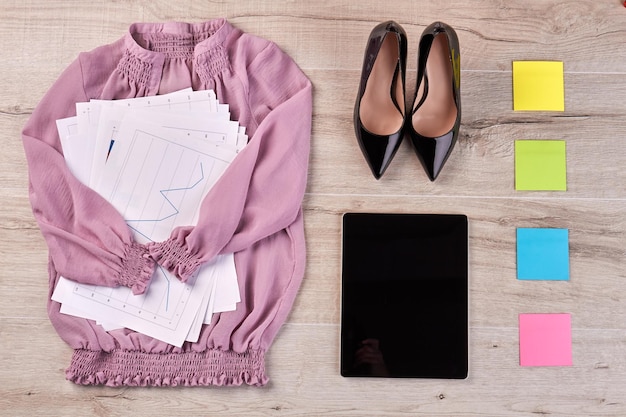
top-left (124, 19), bottom-right (231, 62)
top-left (119, 19), bottom-right (235, 89)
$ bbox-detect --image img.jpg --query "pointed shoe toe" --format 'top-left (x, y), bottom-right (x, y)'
top-left (354, 21), bottom-right (407, 180)
top-left (355, 128), bottom-right (404, 179)
top-left (409, 21), bottom-right (461, 181)
top-left (411, 130), bottom-right (455, 181)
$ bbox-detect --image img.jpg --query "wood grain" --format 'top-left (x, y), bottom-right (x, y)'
top-left (1, 0), bottom-right (625, 415)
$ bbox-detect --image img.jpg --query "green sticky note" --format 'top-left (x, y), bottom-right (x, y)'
top-left (513, 61), bottom-right (564, 111)
top-left (515, 140), bottom-right (567, 191)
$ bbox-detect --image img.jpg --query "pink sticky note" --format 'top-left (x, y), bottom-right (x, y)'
top-left (519, 313), bottom-right (572, 367)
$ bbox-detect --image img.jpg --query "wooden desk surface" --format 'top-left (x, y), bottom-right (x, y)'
top-left (1, 1), bottom-right (625, 415)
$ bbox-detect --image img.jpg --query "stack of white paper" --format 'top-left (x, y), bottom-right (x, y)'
top-left (52, 89), bottom-right (245, 347)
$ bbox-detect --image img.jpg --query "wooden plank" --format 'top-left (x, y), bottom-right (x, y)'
top-left (306, 69), bottom-right (626, 198)
top-left (4, 194), bottom-right (624, 329)
top-left (0, 320), bottom-right (625, 416)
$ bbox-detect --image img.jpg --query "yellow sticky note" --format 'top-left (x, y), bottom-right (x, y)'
top-left (513, 61), bottom-right (564, 111)
top-left (515, 140), bottom-right (567, 191)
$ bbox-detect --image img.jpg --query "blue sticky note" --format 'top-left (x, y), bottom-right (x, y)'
top-left (517, 228), bottom-right (570, 280)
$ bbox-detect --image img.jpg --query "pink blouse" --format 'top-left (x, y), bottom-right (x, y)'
top-left (22, 19), bottom-right (312, 386)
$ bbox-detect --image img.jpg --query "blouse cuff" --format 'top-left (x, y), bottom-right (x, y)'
top-left (147, 239), bottom-right (202, 283)
top-left (117, 242), bottom-right (156, 295)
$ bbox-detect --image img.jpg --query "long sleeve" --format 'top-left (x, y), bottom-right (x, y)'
top-left (149, 43), bottom-right (312, 281)
top-left (22, 56), bottom-right (155, 294)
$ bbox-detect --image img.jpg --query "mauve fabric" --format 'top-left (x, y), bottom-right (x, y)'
top-left (22, 19), bottom-right (312, 386)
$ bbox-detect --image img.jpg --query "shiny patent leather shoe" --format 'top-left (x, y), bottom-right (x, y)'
top-left (354, 21), bottom-right (407, 180)
top-left (408, 21), bottom-right (461, 181)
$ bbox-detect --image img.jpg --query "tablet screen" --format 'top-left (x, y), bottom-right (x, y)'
top-left (340, 213), bottom-right (468, 379)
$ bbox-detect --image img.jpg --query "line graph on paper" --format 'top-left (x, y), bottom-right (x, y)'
top-left (107, 130), bottom-right (221, 244)
top-left (57, 125), bottom-right (237, 343)
top-left (125, 154), bottom-right (207, 243)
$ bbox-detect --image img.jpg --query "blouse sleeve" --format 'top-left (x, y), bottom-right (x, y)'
top-left (22, 56), bottom-right (155, 294)
top-left (148, 43), bottom-right (312, 282)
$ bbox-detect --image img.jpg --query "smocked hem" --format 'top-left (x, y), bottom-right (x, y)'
top-left (117, 242), bottom-right (155, 295)
top-left (66, 348), bottom-right (268, 387)
top-left (148, 239), bottom-right (201, 283)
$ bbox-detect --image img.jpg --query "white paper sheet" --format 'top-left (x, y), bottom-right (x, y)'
top-left (53, 89), bottom-right (243, 345)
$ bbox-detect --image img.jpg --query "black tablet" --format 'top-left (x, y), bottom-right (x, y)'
top-left (340, 213), bottom-right (468, 379)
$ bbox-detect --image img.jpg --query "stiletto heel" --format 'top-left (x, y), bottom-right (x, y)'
top-left (408, 21), bottom-right (461, 181)
top-left (354, 21), bottom-right (407, 180)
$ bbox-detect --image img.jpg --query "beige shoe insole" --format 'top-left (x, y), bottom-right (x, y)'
top-left (412, 34), bottom-right (457, 138)
top-left (360, 34), bottom-right (404, 136)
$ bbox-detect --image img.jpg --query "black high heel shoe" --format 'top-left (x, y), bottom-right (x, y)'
top-left (354, 21), bottom-right (407, 180)
top-left (408, 22), bottom-right (461, 181)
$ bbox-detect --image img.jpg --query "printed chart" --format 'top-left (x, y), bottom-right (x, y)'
top-left (53, 89), bottom-right (243, 347)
